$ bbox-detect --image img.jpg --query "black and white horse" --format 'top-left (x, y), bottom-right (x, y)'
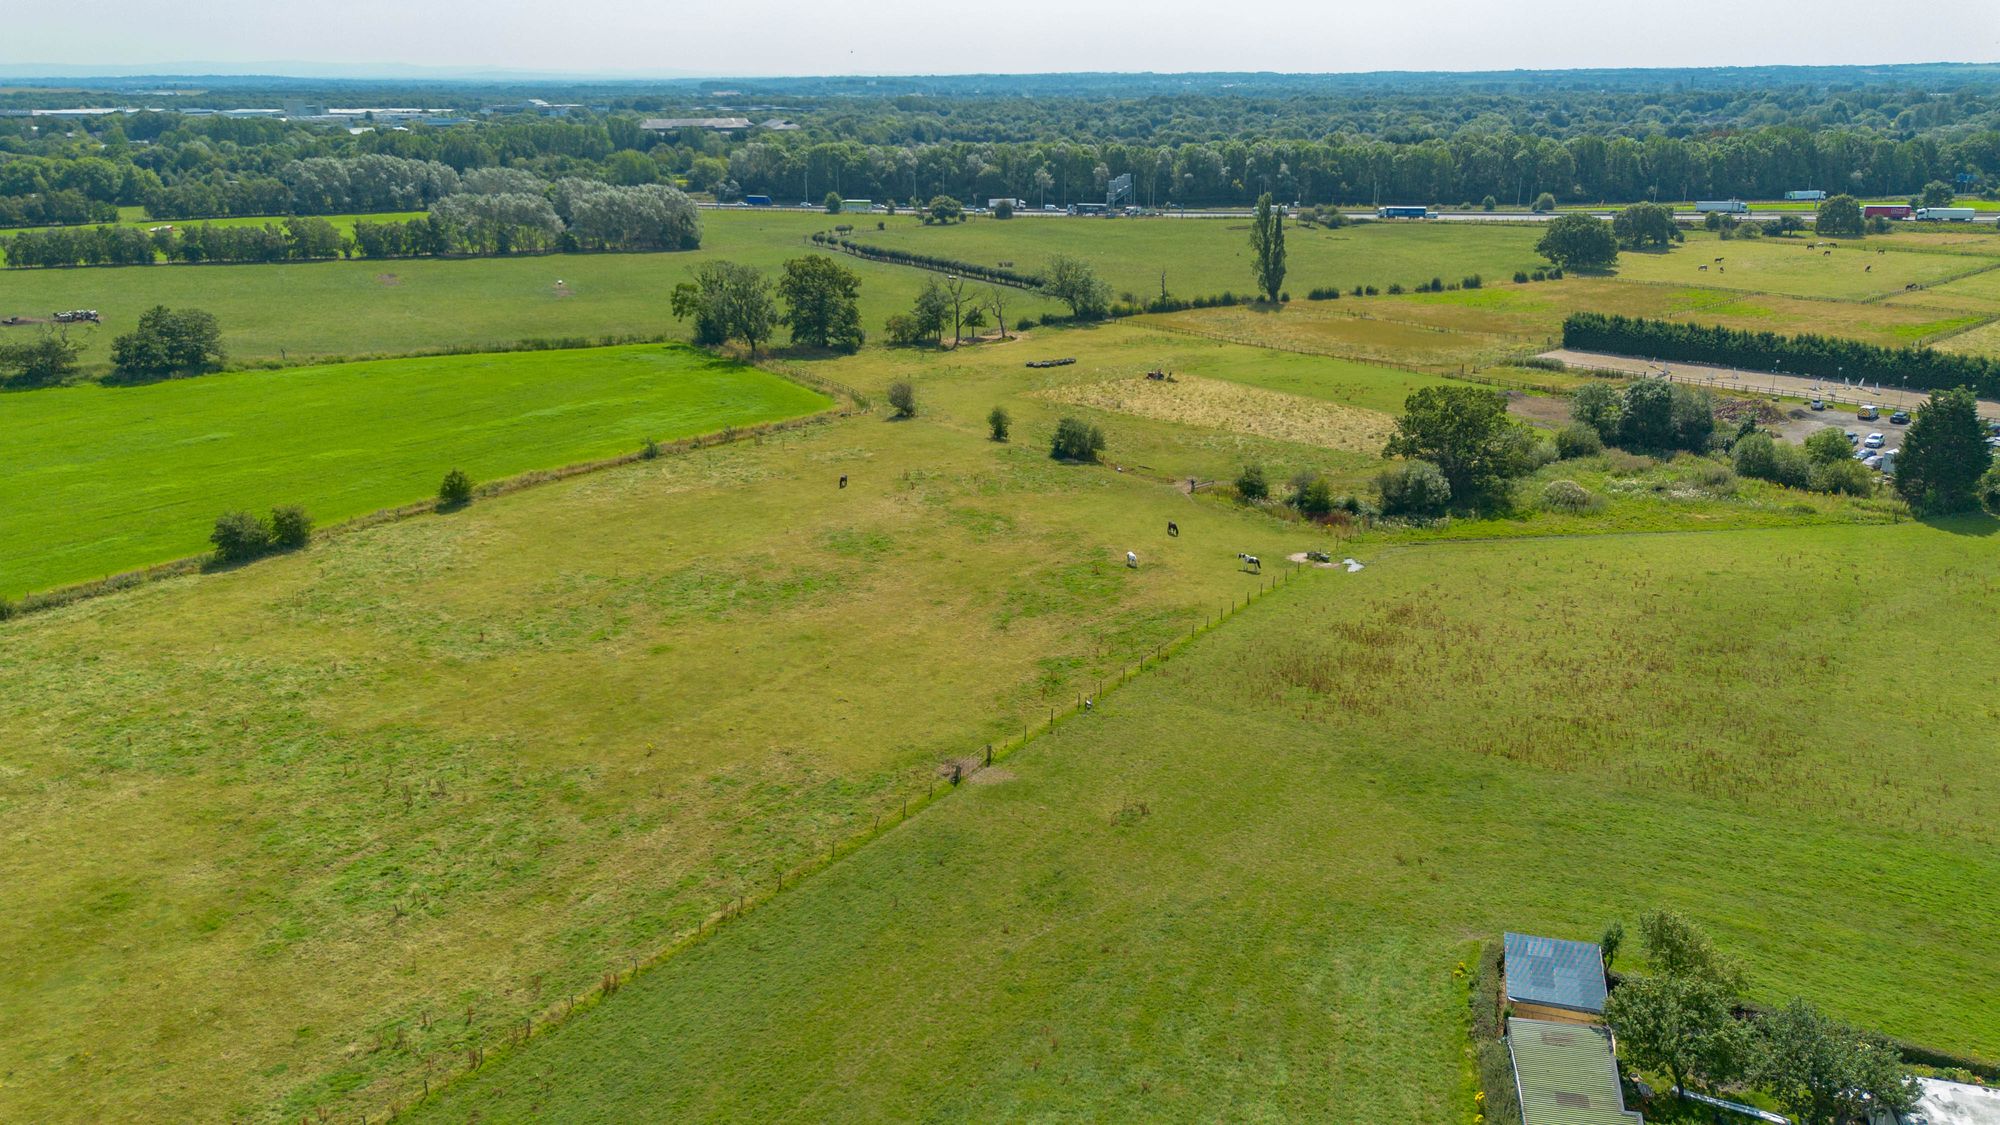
top-left (1167, 521), bottom-right (1179, 537)
top-left (1238, 553), bottom-right (1261, 573)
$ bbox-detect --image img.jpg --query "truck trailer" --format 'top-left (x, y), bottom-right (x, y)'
top-left (1695, 200), bottom-right (1750, 214)
top-left (1915, 207), bottom-right (1976, 222)
top-left (1376, 205), bottom-right (1430, 219)
top-left (1784, 190), bottom-right (1827, 201)
top-left (1863, 204), bottom-right (1912, 219)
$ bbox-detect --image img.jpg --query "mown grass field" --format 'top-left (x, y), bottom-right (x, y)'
top-left (0, 210), bottom-right (1065, 370)
top-left (0, 399), bottom-right (1318, 1123)
top-left (0, 343), bottom-right (830, 596)
top-left (408, 518), bottom-right (2000, 1123)
top-left (846, 214), bottom-right (1548, 302)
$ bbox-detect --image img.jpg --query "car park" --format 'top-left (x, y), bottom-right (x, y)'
top-left (1864, 433), bottom-right (1885, 448)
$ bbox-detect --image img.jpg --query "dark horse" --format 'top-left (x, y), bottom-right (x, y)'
top-left (839, 475), bottom-right (848, 489)
top-left (1167, 521), bottom-right (1179, 537)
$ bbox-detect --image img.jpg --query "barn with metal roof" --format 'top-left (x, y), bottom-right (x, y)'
top-left (1504, 931), bottom-right (1608, 1022)
top-left (1507, 1017), bottom-right (1643, 1125)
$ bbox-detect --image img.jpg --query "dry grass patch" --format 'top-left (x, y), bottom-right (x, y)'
top-left (1036, 373), bottom-right (1396, 453)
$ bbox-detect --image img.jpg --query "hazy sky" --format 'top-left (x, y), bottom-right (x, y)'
top-left (3, 0), bottom-right (1996, 77)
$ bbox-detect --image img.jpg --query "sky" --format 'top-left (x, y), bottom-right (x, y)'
top-left (1, 0), bottom-right (1996, 78)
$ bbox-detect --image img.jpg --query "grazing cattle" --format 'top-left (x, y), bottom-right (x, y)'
top-left (838, 474), bottom-right (848, 489)
top-left (1167, 521), bottom-right (1179, 537)
top-left (1238, 553), bottom-right (1261, 573)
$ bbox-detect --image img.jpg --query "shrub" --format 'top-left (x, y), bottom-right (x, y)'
top-left (1811, 457), bottom-right (1875, 497)
top-left (1016, 316), bottom-right (1035, 332)
top-left (1235, 463), bottom-right (1269, 501)
top-left (1555, 422), bottom-right (1604, 459)
top-left (1386, 283), bottom-right (1404, 295)
top-left (438, 468), bottom-right (475, 508)
top-left (1462, 274), bottom-right (1482, 289)
top-left (987, 404), bottom-right (1011, 442)
top-left (1050, 416), bottom-right (1106, 462)
top-left (0, 595), bottom-right (15, 621)
top-left (268, 505), bottom-right (313, 550)
top-left (887, 380), bottom-right (917, 418)
top-left (641, 437), bottom-right (661, 460)
top-left (1980, 464), bottom-right (2000, 515)
top-left (1803, 426), bottom-right (1853, 466)
top-left (1532, 192), bottom-right (1557, 213)
top-left (1539, 479), bottom-right (1601, 513)
top-left (1482, 195), bottom-right (1497, 212)
top-left (1732, 433), bottom-right (1811, 489)
top-left (210, 510), bottom-right (272, 563)
top-left (1513, 270), bottom-right (1530, 283)
top-left (1376, 460), bottom-right (1452, 516)
top-left (1291, 473), bottom-right (1334, 518)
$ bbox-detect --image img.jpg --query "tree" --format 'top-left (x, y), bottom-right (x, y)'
top-left (1758, 999), bottom-right (1919, 1125)
top-left (1600, 921), bottom-right (1625, 973)
top-left (1290, 473), bottom-right (1334, 517)
top-left (1815, 194), bottom-right (1864, 236)
top-left (1041, 254), bottom-right (1111, 319)
top-left (987, 405), bottom-right (1011, 441)
top-left (984, 285), bottom-right (1011, 340)
top-left (887, 380), bottom-right (917, 418)
top-left (941, 274), bottom-right (970, 345)
top-left (1977, 462), bottom-right (2000, 514)
top-left (992, 198), bottom-right (1014, 219)
top-left (670, 260), bottom-right (777, 357)
top-left (1570, 381), bottom-right (1623, 443)
top-left (1381, 385), bottom-right (1527, 508)
top-left (0, 326), bottom-right (85, 387)
top-left (438, 468), bottom-right (474, 509)
top-left (268, 505), bottom-right (312, 549)
top-left (1250, 192), bottom-right (1287, 302)
top-left (909, 277), bottom-right (954, 347)
top-left (1606, 973), bottom-right (1755, 1101)
top-left (1920, 180), bottom-right (1955, 208)
top-left (824, 191), bottom-right (843, 213)
top-left (1536, 213), bottom-right (1618, 271)
top-left (1050, 416), bottom-right (1106, 462)
top-left (1895, 386), bottom-right (1993, 515)
top-left (1669, 383), bottom-right (1716, 452)
top-left (1481, 195), bottom-right (1497, 212)
top-left (1613, 201), bottom-right (1679, 249)
top-left (1618, 377), bottom-right (1706, 453)
top-left (924, 195), bottom-right (964, 225)
top-left (777, 254), bottom-right (864, 353)
top-left (110, 305), bottom-right (223, 381)
top-left (1532, 192), bottom-right (1557, 213)
top-left (1236, 463), bottom-right (1269, 501)
top-left (1636, 908), bottom-right (1744, 989)
top-left (1804, 426), bottom-right (1854, 466)
top-left (1375, 460), bottom-right (1452, 516)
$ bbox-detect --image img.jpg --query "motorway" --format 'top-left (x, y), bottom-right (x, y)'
top-left (697, 201), bottom-right (1999, 225)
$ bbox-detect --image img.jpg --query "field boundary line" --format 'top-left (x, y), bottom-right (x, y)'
top-left (1140, 319), bottom-right (1564, 392)
top-left (380, 548), bottom-right (1328, 1123)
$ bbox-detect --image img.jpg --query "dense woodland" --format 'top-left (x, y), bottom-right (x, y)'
top-left (4, 66), bottom-right (2000, 225)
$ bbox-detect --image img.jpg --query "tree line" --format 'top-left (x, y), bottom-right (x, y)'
top-left (1562, 312), bottom-right (2000, 399)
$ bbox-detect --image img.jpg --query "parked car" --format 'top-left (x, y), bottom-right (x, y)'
top-left (1864, 432), bottom-right (1885, 448)
top-left (1845, 430), bottom-right (1859, 443)
top-left (1809, 399), bottom-right (1826, 411)
top-left (1862, 452), bottom-right (1883, 469)
top-left (1889, 410), bottom-right (1911, 424)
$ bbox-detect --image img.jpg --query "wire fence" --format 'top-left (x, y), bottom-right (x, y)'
top-left (380, 556), bottom-right (1326, 1123)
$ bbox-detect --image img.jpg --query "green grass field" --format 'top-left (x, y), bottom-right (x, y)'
top-left (408, 518), bottom-right (2000, 1123)
top-left (0, 210), bottom-right (1064, 370)
top-left (846, 215), bottom-right (1547, 302)
top-left (0, 343), bottom-right (830, 596)
top-left (1610, 231), bottom-right (1999, 301)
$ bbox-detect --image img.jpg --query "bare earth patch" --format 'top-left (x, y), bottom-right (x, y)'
top-left (1034, 373), bottom-right (1396, 453)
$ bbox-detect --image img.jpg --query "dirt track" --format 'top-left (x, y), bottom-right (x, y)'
top-left (1541, 348), bottom-right (2000, 423)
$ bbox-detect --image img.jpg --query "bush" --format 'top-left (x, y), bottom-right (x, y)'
top-left (1555, 422), bottom-right (1605, 459)
top-left (641, 437), bottom-right (661, 459)
top-left (987, 404), bottom-right (1011, 442)
top-left (1235, 462), bottom-right (1269, 501)
top-left (1376, 460), bottom-right (1452, 516)
top-left (1050, 416), bottom-right (1106, 462)
top-left (1732, 433), bottom-right (1811, 489)
top-left (1980, 464), bottom-right (2000, 515)
top-left (1482, 195), bottom-right (1498, 212)
top-left (438, 468), bottom-right (475, 508)
top-left (1539, 479), bottom-right (1602, 513)
top-left (1811, 457), bottom-right (1875, 497)
top-left (887, 380), bottom-right (917, 418)
top-left (1291, 473), bottom-right (1334, 518)
top-left (268, 505), bottom-right (313, 550)
top-left (1532, 192), bottom-right (1557, 213)
top-left (1513, 270), bottom-right (1530, 283)
top-left (210, 510), bottom-right (272, 563)
top-left (1803, 426), bottom-right (1854, 466)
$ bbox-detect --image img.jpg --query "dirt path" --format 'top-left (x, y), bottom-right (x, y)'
top-left (1540, 348), bottom-right (2000, 422)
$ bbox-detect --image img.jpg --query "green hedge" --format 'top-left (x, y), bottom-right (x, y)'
top-left (1562, 312), bottom-right (2000, 399)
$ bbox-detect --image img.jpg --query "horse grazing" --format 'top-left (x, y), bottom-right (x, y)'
top-left (1167, 521), bottom-right (1179, 537)
top-left (1126, 551), bottom-right (1139, 569)
top-left (839, 474), bottom-right (848, 489)
top-left (1238, 553), bottom-right (1261, 573)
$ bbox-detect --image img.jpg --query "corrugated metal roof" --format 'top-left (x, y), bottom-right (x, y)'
top-left (1505, 931), bottom-right (1608, 1014)
top-left (1508, 1017), bottom-right (1644, 1125)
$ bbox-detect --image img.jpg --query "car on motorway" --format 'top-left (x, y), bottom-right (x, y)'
top-left (1809, 399), bottom-right (1826, 410)
top-left (1864, 432), bottom-right (1885, 448)
top-left (1889, 410), bottom-right (1911, 425)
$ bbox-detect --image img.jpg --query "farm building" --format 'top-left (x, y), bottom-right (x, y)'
top-left (1504, 932), bottom-right (1608, 1023)
top-left (1508, 1017), bottom-right (1644, 1125)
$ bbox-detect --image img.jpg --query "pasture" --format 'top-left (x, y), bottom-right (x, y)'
top-left (0, 343), bottom-right (830, 596)
top-left (845, 214), bottom-right (1547, 302)
top-left (0, 400), bottom-right (1308, 1123)
top-left (408, 519), bottom-right (2000, 1123)
top-left (1610, 231), bottom-right (1997, 301)
top-left (0, 209), bottom-right (1064, 370)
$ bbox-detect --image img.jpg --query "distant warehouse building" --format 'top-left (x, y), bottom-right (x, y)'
top-left (642, 117), bottom-right (753, 134)
top-left (1508, 1018), bottom-right (1644, 1125)
top-left (1503, 932), bottom-right (1608, 1024)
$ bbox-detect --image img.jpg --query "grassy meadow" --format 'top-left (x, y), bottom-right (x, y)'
top-left (0, 209), bottom-right (1064, 370)
top-left (408, 518), bottom-right (2000, 1123)
top-left (0, 343), bottom-right (830, 596)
